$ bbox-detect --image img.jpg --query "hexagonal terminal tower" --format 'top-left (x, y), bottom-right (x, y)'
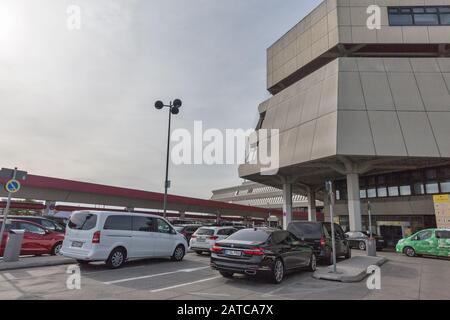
top-left (239, 0), bottom-right (450, 232)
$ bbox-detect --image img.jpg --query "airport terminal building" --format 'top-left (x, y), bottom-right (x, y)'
top-left (238, 0), bottom-right (450, 246)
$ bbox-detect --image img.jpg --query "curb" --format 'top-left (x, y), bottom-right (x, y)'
top-left (0, 258), bottom-right (76, 272)
top-left (313, 257), bottom-right (388, 283)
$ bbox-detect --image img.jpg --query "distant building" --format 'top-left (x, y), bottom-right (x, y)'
top-left (211, 181), bottom-right (324, 224)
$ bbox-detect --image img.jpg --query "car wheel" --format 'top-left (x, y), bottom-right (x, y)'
top-left (359, 241), bottom-right (367, 251)
top-left (404, 246), bottom-right (416, 258)
top-left (172, 245), bottom-right (185, 262)
top-left (220, 271), bottom-right (234, 278)
top-left (270, 259), bottom-right (285, 284)
top-left (106, 248), bottom-right (126, 269)
top-left (51, 242), bottom-right (63, 256)
top-left (308, 254), bottom-right (317, 272)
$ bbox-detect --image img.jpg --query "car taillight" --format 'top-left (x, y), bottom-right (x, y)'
top-left (208, 236), bottom-right (219, 240)
top-left (243, 248), bottom-right (265, 256)
top-left (92, 231), bottom-right (101, 244)
top-left (211, 246), bottom-right (223, 253)
top-left (320, 236), bottom-right (326, 247)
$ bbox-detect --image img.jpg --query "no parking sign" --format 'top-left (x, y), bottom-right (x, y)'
top-left (4, 179), bottom-right (21, 193)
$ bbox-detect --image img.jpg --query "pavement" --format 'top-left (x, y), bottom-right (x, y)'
top-left (313, 255), bottom-right (387, 282)
top-left (0, 255), bottom-right (75, 272)
top-left (0, 250), bottom-right (448, 300)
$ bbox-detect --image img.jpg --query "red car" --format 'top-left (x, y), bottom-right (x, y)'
top-left (0, 219), bottom-right (65, 257)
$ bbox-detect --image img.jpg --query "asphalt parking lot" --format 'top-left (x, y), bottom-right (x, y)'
top-left (0, 250), bottom-right (449, 300)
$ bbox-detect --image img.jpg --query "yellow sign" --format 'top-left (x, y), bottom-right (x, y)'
top-left (433, 195), bottom-right (449, 203)
top-left (433, 195), bottom-right (450, 229)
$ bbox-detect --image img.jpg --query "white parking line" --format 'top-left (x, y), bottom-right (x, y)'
top-left (150, 276), bottom-right (221, 293)
top-left (2, 273), bottom-right (17, 281)
top-left (103, 266), bottom-right (210, 285)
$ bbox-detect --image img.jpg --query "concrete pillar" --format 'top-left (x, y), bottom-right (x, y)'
top-left (179, 211), bottom-right (186, 220)
top-left (44, 201), bottom-right (56, 216)
top-left (216, 213), bottom-right (221, 225)
top-left (282, 183), bottom-right (293, 230)
top-left (347, 173), bottom-right (362, 231)
top-left (307, 189), bottom-right (317, 222)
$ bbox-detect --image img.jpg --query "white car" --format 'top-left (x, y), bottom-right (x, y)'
top-left (189, 226), bottom-right (237, 254)
top-left (61, 211), bottom-right (188, 268)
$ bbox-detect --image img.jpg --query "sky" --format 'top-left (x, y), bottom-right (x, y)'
top-left (0, 0), bottom-right (322, 199)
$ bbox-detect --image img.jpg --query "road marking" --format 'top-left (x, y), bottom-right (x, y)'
top-left (190, 292), bottom-right (231, 297)
top-left (2, 273), bottom-right (17, 281)
top-left (150, 276), bottom-right (221, 293)
top-left (103, 266), bottom-right (210, 285)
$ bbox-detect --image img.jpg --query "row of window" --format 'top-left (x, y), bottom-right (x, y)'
top-left (389, 6), bottom-right (450, 26)
top-left (104, 215), bottom-right (173, 234)
top-left (335, 167), bottom-right (450, 201)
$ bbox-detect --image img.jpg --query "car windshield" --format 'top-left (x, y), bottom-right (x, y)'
top-left (288, 222), bottom-right (322, 238)
top-left (225, 229), bottom-right (271, 242)
top-left (68, 213), bottom-right (97, 230)
top-left (196, 228), bottom-right (215, 236)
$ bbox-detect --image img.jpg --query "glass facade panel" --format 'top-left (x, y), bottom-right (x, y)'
top-left (388, 186), bottom-right (399, 197)
top-left (389, 6), bottom-right (450, 26)
top-left (367, 188), bottom-right (377, 198)
top-left (441, 181), bottom-right (450, 193)
top-left (426, 183), bottom-right (439, 194)
top-left (378, 187), bottom-right (388, 198)
top-left (400, 185), bottom-right (412, 196)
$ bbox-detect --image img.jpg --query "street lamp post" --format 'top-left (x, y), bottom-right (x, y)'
top-left (155, 99), bottom-right (182, 218)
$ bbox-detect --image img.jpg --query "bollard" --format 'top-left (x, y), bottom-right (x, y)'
top-left (3, 230), bottom-right (25, 262)
top-left (366, 238), bottom-right (377, 257)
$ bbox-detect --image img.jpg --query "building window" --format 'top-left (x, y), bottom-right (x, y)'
top-left (426, 183), bottom-right (440, 194)
top-left (378, 187), bottom-right (388, 198)
top-left (413, 183), bottom-right (425, 195)
top-left (360, 190), bottom-right (367, 199)
top-left (441, 181), bottom-right (450, 193)
top-left (400, 185), bottom-right (412, 196)
top-left (388, 186), bottom-right (399, 197)
top-left (389, 6), bottom-right (450, 26)
top-left (367, 188), bottom-right (377, 198)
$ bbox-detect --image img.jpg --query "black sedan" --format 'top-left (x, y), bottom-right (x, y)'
top-left (210, 228), bottom-right (316, 284)
top-left (345, 231), bottom-right (387, 251)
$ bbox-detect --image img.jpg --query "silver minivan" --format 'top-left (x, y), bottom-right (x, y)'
top-left (61, 211), bottom-right (188, 268)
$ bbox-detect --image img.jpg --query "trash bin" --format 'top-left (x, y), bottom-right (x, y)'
top-left (366, 238), bottom-right (377, 257)
top-left (3, 230), bottom-right (25, 262)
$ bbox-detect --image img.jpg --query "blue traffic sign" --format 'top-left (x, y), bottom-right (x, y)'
top-left (5, 179), bottom-right (21, 193)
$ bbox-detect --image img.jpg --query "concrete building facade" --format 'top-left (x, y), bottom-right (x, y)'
top-left (239, 0), bottom-right (450, 244)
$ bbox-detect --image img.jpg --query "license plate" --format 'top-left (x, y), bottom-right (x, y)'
top-left (225, 250), bottom-right (242, 257)
top-left (72, 241), bottom-right (84, 248)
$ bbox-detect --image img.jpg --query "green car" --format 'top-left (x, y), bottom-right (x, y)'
top-left (396, 229), bottom-right (450, 258)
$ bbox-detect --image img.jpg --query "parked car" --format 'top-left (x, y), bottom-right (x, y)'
top-left (174, 224), bottom-right (201, 242)
top-left (210, 228), bottom-right (316, 284)
top-left (345, 231), bottom-right (386, 251)
top-left (61, 211), bottom-right (188, 268)
top-left (396, 229), bottom-right (450, 258)
top-left (0, 219), bottom-right (65, 256)
top-left (8, 215), bottom-right (65, 233)
top-left (44, 216), bottom-right (69, 229)
top-left (190, 226), bottom-right (237, 254)
top-left (288, 221), bottom-right (351, 265)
